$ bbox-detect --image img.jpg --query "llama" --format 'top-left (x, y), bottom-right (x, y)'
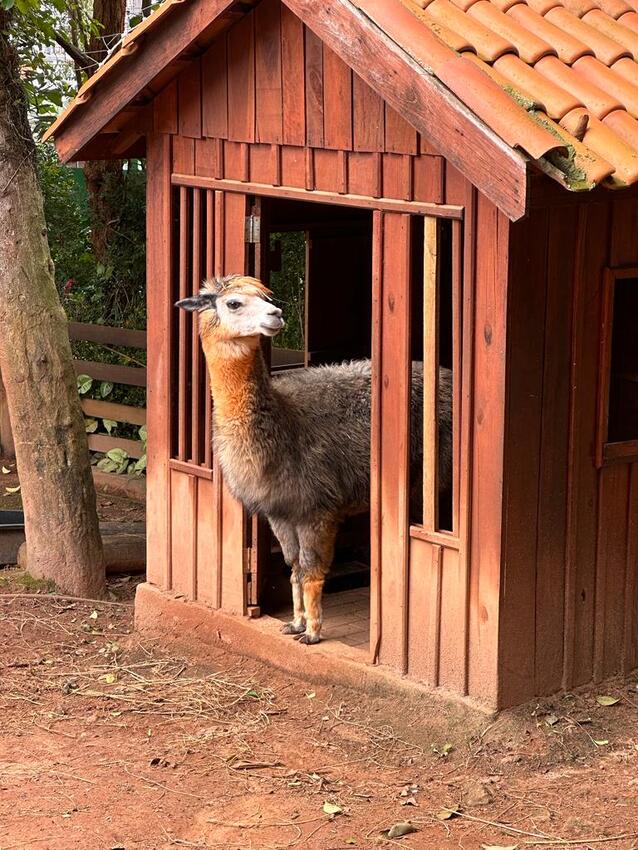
top-left (177, 274), bottom-right (452, 644)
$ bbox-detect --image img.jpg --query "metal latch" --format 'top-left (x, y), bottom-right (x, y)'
top-left (245, 214), bottom-right (261, 244)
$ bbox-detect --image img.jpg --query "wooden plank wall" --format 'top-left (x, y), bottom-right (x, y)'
top-left (158, 2), bottom-right (446, 201)
top-left (501, 194), bottom-right (638, 708)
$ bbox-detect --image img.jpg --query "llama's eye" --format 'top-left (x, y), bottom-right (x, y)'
top-left (226, 300), bottom-right (241, 311)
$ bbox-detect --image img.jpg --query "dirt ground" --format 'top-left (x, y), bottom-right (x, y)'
top-left (1, 572), bottom-right (638, 850)
top-left (1, 457), bottom-right (145, 524)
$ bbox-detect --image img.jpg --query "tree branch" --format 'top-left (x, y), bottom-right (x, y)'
top-left (54, 32), bottom-right (95, 72)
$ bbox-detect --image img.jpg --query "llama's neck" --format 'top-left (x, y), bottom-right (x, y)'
top-left (201, 335), bottom-right (275, 441)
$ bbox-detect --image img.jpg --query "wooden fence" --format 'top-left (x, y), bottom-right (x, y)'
top-left (0, 322), bottom-right (146, 461)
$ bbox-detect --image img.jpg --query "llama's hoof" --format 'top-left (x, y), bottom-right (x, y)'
top-left (295, 632), bottom-right (321, 645)
top-left (281, 621), bottom-right (305, 635)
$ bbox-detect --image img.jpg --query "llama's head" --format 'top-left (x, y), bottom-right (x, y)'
top-left (176, 275), bottom-right (284, 345)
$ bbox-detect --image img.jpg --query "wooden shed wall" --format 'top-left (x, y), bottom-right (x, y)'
top-left (500, 194), bottom-right (638, 708)
top-left (145, 0), bottom-right (512, 708)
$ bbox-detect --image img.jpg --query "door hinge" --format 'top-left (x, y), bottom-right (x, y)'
top-left (245, 214), bottom-right (261, 244)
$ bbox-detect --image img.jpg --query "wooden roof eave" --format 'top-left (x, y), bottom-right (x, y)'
top-left (44, 0), bottom-right (243, 163)
top-left (282, 0), bottom-right (530, 221)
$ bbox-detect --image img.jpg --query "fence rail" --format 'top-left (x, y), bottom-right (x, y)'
top-left (0, 322), bottom-right (147, 463)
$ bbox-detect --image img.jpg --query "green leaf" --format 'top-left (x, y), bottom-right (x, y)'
top-left (77, 374), bottom-right (93, 395)
top-left (596, 695), bottom-right (620, 706)
top-left (106, 448), bottom-right (128, 465)
top-left (100, 381), bottom-right (114, 398)
top-left (102, 419), bottom-right (117, 434)
top-left (1, 0), bottom-right (16, 10)
top-left (134, 454), bottom-right (147, 473)
top-left (138, 424), bottom-right (147, 443)
top-left (84, 418), bottom-right (99, 433)
top-left (96, 458), bottom-right (118, 473)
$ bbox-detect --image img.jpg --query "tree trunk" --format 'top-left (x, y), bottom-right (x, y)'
top-left (0, 16), bottom-right (105, 598)
top-left (83, 0), bottom-right (127, 265)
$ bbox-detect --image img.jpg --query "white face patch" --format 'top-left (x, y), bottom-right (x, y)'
top-left (216, 290), bottom-right (285, 339)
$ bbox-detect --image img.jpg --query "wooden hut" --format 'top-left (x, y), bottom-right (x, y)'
top-left (45, 0), bottom-right (638, 710)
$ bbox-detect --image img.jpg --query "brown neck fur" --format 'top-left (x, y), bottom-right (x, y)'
top-left (200, 330), bottom-right (270, 428)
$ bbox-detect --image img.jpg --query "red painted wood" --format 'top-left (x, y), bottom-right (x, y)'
top-left (624, 465), bottom-right (638, 672)
top-left (249, 143), bottom-right (279, 186)
top-left (407, 539), bottom-right (442, 686)
top-left (177, 186), bottom-right (190, 462)
top-left (227, 12), bottom-right (255, 143)
top-left (468, 196), bottom-right (508, 707)
top-left (499, 207), bottom-right (549, 707)
top-left (370, 210), bottom-right (383, 663)
top-left (255, 0), bottom-right (283, 144)
top-left (385, 103), bottom-right (417, 155)
top-left (313, 149), bottom-right (342, 193)
top-left (178, 58), bottom-right (202, 139)
top-left (170, 469), bottom-right (197, 598)
top-left (322, 47), bottom-right (352, 150)
top-left (353, 73), bottom-right (384, 152)
top-left (195, 138), bottom-right (218, 178)
top-left (154, 80), bottom-right (178, 134)
top-left (196, 477), bottom-right (218, 605)
top-left (172, 136), bottom-right (195, 174)
top-left (377, 212), bottom-right (411, 673)
top-left (191, 188), bottom-right (202, 465)
top-left (280, 144), bottom-right (306, 187)
top-left (347, 152), bottom-right (381, 197)
top-left (281, 6), bottom-right (305, 146)
top-left (202, 37), bottom-right (228, 139)
top-left (413, 155), bottom-right (444, 204)
top-left (304, 26), bottom-right (324, 148)
top-left (145, 134), bottom-right (172, 590)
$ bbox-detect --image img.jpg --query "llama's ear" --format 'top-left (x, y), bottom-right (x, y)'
top-left (175, 293), bottom-right (217, 312)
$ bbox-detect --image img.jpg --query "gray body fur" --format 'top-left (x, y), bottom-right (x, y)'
top-left (214, 353), bottom-right (452, 579)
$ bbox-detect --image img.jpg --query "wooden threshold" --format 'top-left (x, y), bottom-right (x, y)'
top-left (171, 174), bottom-right (464, 219)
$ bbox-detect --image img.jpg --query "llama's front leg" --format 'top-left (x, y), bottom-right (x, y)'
top-left (297, 574), bottom-right (325, 644)
top-left (295, 517), bottom-right (337, 645)
top-left (281, 564), bottom-right (306, 635)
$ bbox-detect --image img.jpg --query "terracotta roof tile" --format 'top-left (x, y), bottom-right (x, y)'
top-left (489, 0), bottom-right (524, 11)
top-left (526, 0), bottom-right (562, 15)
top-left (613, 55), bottom-right (638, 83)
top-left (591, 0), bottom-right (634, 19)
top-left (604, 106), bottom-right (638, 147)
top-left (561, 106), bottom-right (638, 182)
top-left (435, 55), bottom-right (569, 156)
top-left (573, 54), bottom-right (638, 113)
top-left (559, 0), bottom-right (599, 16)
top-left (494, 52), bottom-right (583, 115)
top-left (545, 6), bottom-right (632, 62)
top-left (535, 54), bottom-right (625, 115)
top-left (582, 8), bottom-right (638, 54)
top-left (508, 4), bottom-right (594, 61)
top-left (467, 0), bottom-right (557, 60)
top-left (448, 0), bottom-right (478, 11)
top-left (619, 10), bottom-right (638, 30)
top-left (426, 0), bottom-right (517, 58)
top-left (532, 110), bottom-right (616, 184)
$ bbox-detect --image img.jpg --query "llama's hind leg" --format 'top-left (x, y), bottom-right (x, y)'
top-left (267, 518), bottom-right (304, 635)
top-left (282, 564), bottom-right (305, 635)
top-left (295, 517), bottom-right (337, 645)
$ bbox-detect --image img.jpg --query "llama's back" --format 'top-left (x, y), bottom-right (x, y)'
top-left (267, 359), bottom-right (451, 522)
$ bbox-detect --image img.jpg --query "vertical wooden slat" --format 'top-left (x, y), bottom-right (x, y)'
top-left (204, 190), bottom-right (214, 469)
top-left (170, 470), bottom-right (197, 599)
top-left (423, 216), bottom-right (439, 531)
top-left (154, 80), bottom-right (178, 135)
top-left (370, 210), bottom-right (383, 663)
top-left (178, 187), bottom-right (189, 462)
top-left (623, 464), bottom-right (638, 672)
top-left (145, 134), bottom-right (172, 590)
top-left (227, 12), bottom-right (255, 142)
top-left (305, 27), bottom-right (324, 148)
top-left (220, 191), bottom-right (248, 615)
top-left (353, 74), bottom-right (384, 151)
top-left (451, 219), bottom-right (463, 536)
top-left (378, 212), bottom-right (412, 674)
top-left (281, 7), bottom-right (305, 146)
top-left (385, 103), bottom-right (418, 155)
top-left (191, 189), bottom-right (202, 465)
top-left (323, 47), bottom-right (352, 150)
top-left (178, 59), bottom-right (202, 139)
top-left (255, 0), bottom-right (283, 144)
top-left (202, 37), bottom-right (228, 139)
top-left (213, 190), bottom-right (225, 609)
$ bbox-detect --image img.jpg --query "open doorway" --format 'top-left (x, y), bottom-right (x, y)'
top-left (251, 198), bottom-right (374, 650)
